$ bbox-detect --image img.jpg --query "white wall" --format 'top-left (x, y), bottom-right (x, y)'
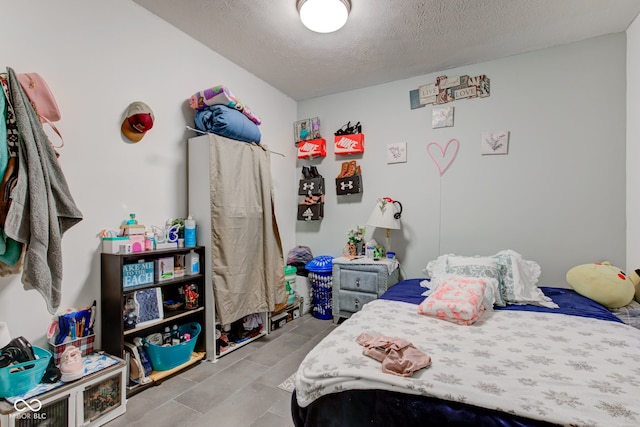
top-left (627, 15), bottom-right (640, 272)
top-left (0, 0), bottom-right (298, 347)
top-left (0, 1), bottom-right (632, 348)
top-left (297, 34), bottom-right (627, 286)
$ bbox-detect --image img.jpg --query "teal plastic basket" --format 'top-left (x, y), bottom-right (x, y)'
top-left (0, 346), bottom-right (51, 398)
top-left (144, 322), bottom-right (201, 371)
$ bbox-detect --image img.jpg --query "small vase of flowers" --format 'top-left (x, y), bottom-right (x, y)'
top-left (344, 225), bottom-right (366, 257)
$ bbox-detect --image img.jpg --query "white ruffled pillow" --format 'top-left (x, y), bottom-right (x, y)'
top-left (423, 250), bottom-right (555, 308)
top-left (423, 254), bottom-right (451, 279)
top-left (493, 250), bottom-right (556, 308)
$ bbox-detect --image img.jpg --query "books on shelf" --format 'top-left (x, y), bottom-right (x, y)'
top-left (122, 261), bottom-right (154, 288)
top-left (134, 287), bottom-right (164, 327)
top-left (155, 257), bottom-right (174, 282)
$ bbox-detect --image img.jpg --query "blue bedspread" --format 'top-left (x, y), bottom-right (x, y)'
top-left (380, 278), bottom-right (622, 323)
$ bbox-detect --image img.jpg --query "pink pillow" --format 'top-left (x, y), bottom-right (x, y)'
top-left (417, 276), bottom-right (487, 325)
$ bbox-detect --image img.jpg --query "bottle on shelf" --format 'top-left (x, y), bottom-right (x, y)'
top-left (162, 326), bottom-right (171, 345)
top-left (184, 215), bottom-right (196, 247)
top-left (171, 324), bottom-right (180, 346)
top-left (185, 250), bottom-right (200, 275)
top-left (144, 232), bottom-right (155, 251)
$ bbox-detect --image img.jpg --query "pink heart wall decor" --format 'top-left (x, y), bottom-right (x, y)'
top-left (427, 139), bottom-right (460, 176)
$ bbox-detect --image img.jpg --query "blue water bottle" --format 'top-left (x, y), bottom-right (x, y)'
top-left (184, 215), bottom-right (196, 247)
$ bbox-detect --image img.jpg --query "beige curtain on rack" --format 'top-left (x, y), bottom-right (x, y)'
top-left (206, 134), bottom-right (285, 325)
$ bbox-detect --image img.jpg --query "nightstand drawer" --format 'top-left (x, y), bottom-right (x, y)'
top-left (338, 289), bottom-right (377, 313)
top-left (339, 269), bottom-right (379, 293)
top-left (331, 258), bottom-right (399, 323)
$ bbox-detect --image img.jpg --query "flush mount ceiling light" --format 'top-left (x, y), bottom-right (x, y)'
top-left (297, 0), bottom-right (351, 33)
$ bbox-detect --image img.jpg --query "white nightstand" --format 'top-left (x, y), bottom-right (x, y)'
top-left (332, 257), bottom-right (399, 322)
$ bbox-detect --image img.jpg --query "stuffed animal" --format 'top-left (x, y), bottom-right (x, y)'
top-left (627, 268), bottom-right (640, 303)
top-left (566, 261), bottom-right (635, 308)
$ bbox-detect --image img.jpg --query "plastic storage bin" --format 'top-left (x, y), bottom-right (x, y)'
top-left (144, 322), bottom-right (201, 371)
top-left (285, 265), bottom-right (297, 304)
top-left (0, 346), bottom-right (51, 398)
top-left (306, 256), bottom-right (334, 320)
top-left (49, 334), bottom-right (95, 366)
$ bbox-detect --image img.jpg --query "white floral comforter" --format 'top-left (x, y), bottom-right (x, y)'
top-left (296, 299), bottom-right (640, 426)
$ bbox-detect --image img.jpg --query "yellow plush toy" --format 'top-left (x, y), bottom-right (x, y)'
top-left (566, 261), bottom-right (635, 308)
top-left (627, 268), bottom-right (640, 303)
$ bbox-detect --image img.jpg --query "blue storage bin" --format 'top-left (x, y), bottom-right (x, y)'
top-left (0, 346), bottom-right (51, 398)
top-left (306, 256), bottom-right (334, 320)
top-left (308, 271), bottom-right (333, 320)
top-left (144, 322), bottom-right (201, 371)
top-left (305, 255), bottom-right (333, 273)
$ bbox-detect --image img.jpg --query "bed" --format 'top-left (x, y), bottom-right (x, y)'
top-left (291, 275), bottom-right (640, 427)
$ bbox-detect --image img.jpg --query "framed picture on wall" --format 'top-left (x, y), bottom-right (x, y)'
top-left (387, 142), bottom-right (407, 164)
top-left (432, 107), bottom-right (454, 129)
top-left (481, 130), bottom-right (509, 155)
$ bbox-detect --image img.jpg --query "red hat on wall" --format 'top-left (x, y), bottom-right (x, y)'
top-left (121, 101), bottom-right (154, 142)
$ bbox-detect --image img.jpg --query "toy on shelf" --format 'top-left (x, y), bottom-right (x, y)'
top-left (99, 214), bottom-right (187, 253)
top-left (294, 117), bottom-right (321, 144)
top-left (149, 220), bottom-right (180, 250)
top-left (119, 214), bottom-right (146, 252)
top-left (295, 117), bottom-right (326, 159)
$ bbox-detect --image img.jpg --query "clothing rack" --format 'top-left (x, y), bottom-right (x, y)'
top-left (185, 126), bottom-right (285, 157)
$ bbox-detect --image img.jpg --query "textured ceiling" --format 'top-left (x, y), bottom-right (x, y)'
top-left (133, 0), bottom-right (640, 101)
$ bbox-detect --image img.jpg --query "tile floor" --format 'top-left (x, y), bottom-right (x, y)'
top-left (105, 313), bottom-right (336, 427)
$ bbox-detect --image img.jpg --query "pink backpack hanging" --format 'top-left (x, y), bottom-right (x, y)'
top-left (17, 72), bottom-right (64, 148)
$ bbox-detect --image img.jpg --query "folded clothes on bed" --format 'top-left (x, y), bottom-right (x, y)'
top-left (417, 276), bottom-right (487, 325)
top-left (356, 332), bottom-right (431, 377)
top-left (194, 104), bottom-right (261, 143)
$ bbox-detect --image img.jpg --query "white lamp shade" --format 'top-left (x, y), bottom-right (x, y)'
top-left (367, 199), bottom-right (401, 230)
top-left (297, 0), bottom-right (351, 33)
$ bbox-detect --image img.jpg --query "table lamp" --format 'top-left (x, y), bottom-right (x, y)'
top-left (367, 197), bottom-right (402, 253)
